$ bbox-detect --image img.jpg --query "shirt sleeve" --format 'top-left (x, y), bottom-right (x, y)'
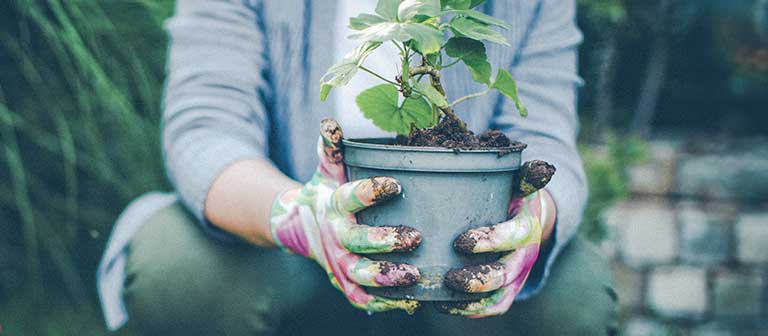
top-left (488, 0), bottom-right (587, 298)
top-left (162, 0), bottom-right (270, 239)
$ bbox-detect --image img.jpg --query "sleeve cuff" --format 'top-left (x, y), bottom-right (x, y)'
top-left (167, 131), bottom-right (265, 241)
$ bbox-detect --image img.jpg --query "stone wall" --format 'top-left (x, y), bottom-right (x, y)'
top-left (599, 137), bottom-right (768, 335)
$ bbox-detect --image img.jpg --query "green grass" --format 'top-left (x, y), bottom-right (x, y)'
top-left (0, 1), bottom-right (172, 334)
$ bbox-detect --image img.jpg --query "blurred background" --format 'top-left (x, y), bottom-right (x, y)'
top-left (0, 0), bottom-right (766, 335)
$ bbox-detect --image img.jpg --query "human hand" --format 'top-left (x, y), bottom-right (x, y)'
top-left (269, 119), bottom-right (423, 313)
top-left (439, 161), bottom-right (556, 317)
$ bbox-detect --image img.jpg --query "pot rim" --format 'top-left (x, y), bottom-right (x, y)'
top-left (342, 137), bottom-right (527, 153)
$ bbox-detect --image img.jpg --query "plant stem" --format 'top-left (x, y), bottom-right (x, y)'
top-left (408, 65), bottom-right (467, 131)
top-left (441, 58), bottom-right (461, 68)
top-left (358, 66), bottom-right (398, 86)
top-left (392, 41), bottom-right (406, 54)
top-left (449, 88), bottom-right (491, 107)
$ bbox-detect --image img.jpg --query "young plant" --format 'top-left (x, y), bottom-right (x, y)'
top-left (320, 0), bottom-right (528, 136)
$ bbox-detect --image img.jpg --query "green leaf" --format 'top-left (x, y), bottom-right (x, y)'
top-left (356, 84), bottom-right (434, 134)
top-left (348, 22), bottom-right (410, 42)
top-left (445, 37), bottom-right (491, 84)
top-left (350, 22), bottom-right (442, 55)
top-left (441, 0), bottom-right (472, 10)
top-left (492, 69), bottom-right (528, 117)
top-left (452, 9), bottom-right (510, 29)
top-left (319, 42), bottom-right (382, 101)
top-left (397, 0), bottom-right (441, 21)
top-left (400, 23), bottom-right (443, 54)
top-left (416, 82), bottom-right (448, 108)
top-left (376, 0), bottom-right (401, 20)
top-left (470, 0), bottom-right (487, 8)
top-left (349, 14), bottom-right (387, 30)
top-left (320, 84), bottom-right (333, 101)
top-left (449, 16), bottom-right (509, 45)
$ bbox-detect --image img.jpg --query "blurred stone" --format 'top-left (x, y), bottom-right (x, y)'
top-left (679, 203), bottom-right (731, 264)
top-left (691, 321), bottom-right (738, 336)
top-left (623, 317), bottom-right (674, 336)
top-left (735, 213), bottom-right (768, 263)
top-left (691, 320), bottom-right (768, 336)
top-left (676, 154), bottom-right (768, 201)
top-left (616, 200), bottom-right (677, 267)
top-left (600, 204), bottom-right (624, 259)
top-left (628, 141), bottom-right (677, 196)
top-left (613, 262), bottom-right (644, 309)
top-left (713, 271), bottom-right (763, 317)
top-left (647, 266), bottom-right (708, 318)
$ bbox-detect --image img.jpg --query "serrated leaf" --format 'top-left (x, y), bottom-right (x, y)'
top-left (453, 9), bottom-right (510, 29)
top-left (398, 0), bottom-right (441, 21)
top-left (449, 16), bottom-right (509, 45)
top-left (492, 69), bottom-right (528, 116)
top-left (350, 22), bottom-right (442, 55)
top-left (356, 84), bottom-right (434, 134)
top-left (416, 82), bottom-right (448, 108)
top-left (445, 37), bottom-right (491, 84)
top-left (348, 22), bottom-right (411, 42)
top-left (376, 0), bottom-right (401, 20)
top-left (349, 14), bottom-right (387, 30)
top-left (319, 42), bottom-right (382, 101)
top-left (400, 23), bottom-right (443, 54)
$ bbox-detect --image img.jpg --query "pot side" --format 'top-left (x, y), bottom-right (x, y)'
top-left (343, 138), bottom-right (524, 301)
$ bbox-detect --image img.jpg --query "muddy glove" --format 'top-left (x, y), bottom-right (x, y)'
top-left (440, 161), bottom-right (556, 317)
top-left (270, 119), bottom-right (422, 313)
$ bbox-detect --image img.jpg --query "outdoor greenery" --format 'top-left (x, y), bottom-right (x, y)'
top-left (0, 0), bottom-right (172, 334)
top-left (321, 0), bottom-right (526, 135)
top-left (1, 0), bottom-right (766, 335)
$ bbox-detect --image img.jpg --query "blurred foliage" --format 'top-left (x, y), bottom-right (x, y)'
top-left (578, 136), bottom-right (647, 242)
top-left (0, 0), bottom-right (172, 334)
top-left (578, 0), bottom-right (627, 26)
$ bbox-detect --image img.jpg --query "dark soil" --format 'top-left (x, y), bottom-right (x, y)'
top-left (396, 114), bottom-right (527, 152)
top-left (378, 261), bottom-right (420, 286)
top-left (444, 262), bottom-right (504, 292)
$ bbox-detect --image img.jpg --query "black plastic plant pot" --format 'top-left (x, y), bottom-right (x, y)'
top-left (343, 138), bottom-right (525, 302)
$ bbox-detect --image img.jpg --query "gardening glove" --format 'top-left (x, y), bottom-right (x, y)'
top-left (269, 119), bottom-right (422, 313)
top-left (439, 160), bottom-right (556, 318)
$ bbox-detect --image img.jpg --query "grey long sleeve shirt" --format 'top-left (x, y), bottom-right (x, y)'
top-left (98, 0), bottom-right (586, 330)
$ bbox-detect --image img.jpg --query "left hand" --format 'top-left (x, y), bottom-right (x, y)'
top-left (438, 160), bottom-right (556, 318)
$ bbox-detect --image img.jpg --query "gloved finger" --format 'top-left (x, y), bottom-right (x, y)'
top-left (445, 237), bottom-right (541, 293)
top-left (454, 192), bottom-right (543, 254)
top-left (316, 119), bottom-right (346, 183)
top-left (434, 290), bottom-right (510, 318)
top-left (331, 176), bottom-right (401, 215)
top-left (325, 267), bottom-right (420, 314)
top-left (513, 160), bottom-right (556, 198)
top-left (355, 294), bottom-right (421, 314)
top-left (338, 224), bottom-right (422, 254)
top-left (444, 262), bottom-right (505, 293)
top-left (344, 256), bottom-right (421, 287)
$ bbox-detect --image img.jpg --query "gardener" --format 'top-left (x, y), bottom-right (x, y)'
top-left (97, 0), bottom-right (618, 334)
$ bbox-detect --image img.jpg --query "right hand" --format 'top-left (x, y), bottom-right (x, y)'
top-left (269, 119), bottom-right (422, 313)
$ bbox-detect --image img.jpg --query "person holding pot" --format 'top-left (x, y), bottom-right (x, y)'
top-left (97, 0), bottom-right (618, 334)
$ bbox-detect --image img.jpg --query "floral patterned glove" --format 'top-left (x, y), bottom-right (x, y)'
top-left (439, 161), bottom-right (556, 317)
top-left (270, 119), bottom-right (422, 313)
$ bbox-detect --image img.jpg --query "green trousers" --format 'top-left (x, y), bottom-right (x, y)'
top-left (123, 203), bottom-right (619, 335)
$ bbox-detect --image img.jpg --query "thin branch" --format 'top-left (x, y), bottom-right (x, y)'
top-left (449, 88), bottom-right (491, 107)
top-left (392, 41), bottom-right (406, 55)
top-left (358, 66), bottom-right (398, 86)
top-left (441, 58), bottom-right (461, 68)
